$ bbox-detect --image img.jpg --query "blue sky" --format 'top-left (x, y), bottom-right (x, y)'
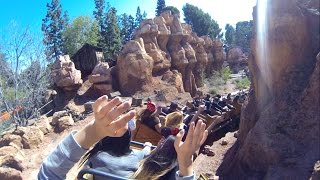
top-left (0, 0), bottom-right (256, 37)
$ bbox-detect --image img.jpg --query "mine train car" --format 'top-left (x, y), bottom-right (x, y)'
top-left (131, 96), bottom-right (244, 146)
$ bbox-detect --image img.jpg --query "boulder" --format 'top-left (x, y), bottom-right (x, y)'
top-left (0, 146), bottom-right (24, 159)
top-left (212, 39), bottom-right (226, 71)
top-left (21, 126), bottom-right (44, 149)
top-left (191, 36), bottom-right (208, 87)
top-left (52, 116), bottom-right (74, 133)
top-left (35, 116), bottom-right (52, 135)
top-left (221, 139), bottom-right (228, 146)
top-left (0, 134), bottom-right (22, 149)
top-left (0, 167), bottom-right (23, 180)
top-left (217, 0), bottom-right (320, 179)
top-left (0, 155), bottom-right (24, 171)
top-left (51, 55), bottom-right (83, 91)
top-left (161, 70), bottom-right (185, 93)
top-left (117, 39), bottom-right (154, 95)
top-left (89, 62), bottom-right (114, 93)
top-left (135, 18), bottom-right (170, 75)
top-left (12, 127), bottom-right (28, 137)
top-left (51, 110), bottom-right (69, 125)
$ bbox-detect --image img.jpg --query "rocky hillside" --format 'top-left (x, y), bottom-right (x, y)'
top-left (216, 0), bottom-right (320, 179)
top-left (117, 11), bottom-right (226, 97)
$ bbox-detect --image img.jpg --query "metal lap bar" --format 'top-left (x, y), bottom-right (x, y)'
top-left (77, 168), bottom-right (129, 180)
top-left (130, 140), bottom-right (157, 149)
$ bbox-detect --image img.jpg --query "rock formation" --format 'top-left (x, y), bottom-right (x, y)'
top-left (89, 62), bottom-right (113, 93)
top-left (50, 110), bottom-right (74, 133)
top-left (117, 11), bottom-right (226, 96)
top-left (51, 55), bottom-right (83, 91)
top-left (227, 47), bottom-right (248, 73)
top-left (117, 39), bottom-right (154, 95)
top-left (217, 0), bottom-right (320, 179)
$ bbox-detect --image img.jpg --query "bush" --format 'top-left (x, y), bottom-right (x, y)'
top-left (209, 88), bottom-right (217, 95)
top-left (221, 66), bottom-right (232, 83)
top-left (235, 77), bottom-right (251, 90)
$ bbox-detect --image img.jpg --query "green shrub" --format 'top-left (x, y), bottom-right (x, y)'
top-left (235, 77), bottom-right (251, 90)
top-left (221, 66), bottom-right (232, 83)
top-left (209, 88), bottom-right (217, 95)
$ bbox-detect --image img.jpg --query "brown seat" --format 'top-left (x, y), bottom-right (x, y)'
top-left (132, 120), bottom-right (162, 145)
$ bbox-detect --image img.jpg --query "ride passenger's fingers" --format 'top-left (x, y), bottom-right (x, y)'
top-left (192, 120), bottom-right (203, 148)
top-left (196, 122), bottom-right (207, 147)
top-left (185, 122), bottom-right (195, 145)
top-left (97, 97), bottom-right (122, 120)
top-left (106, 101), bottom-right (131, 121)
top-left (174, 129), bottom-right (185, 148)
top-left (93, 95), bottom-right (108, 114)
top-left (200, 130), bottom-right (209, 146)
top-left (108, 110), bottom-right (135, 132)
top-left (112, 125), bottom-right (129, 137)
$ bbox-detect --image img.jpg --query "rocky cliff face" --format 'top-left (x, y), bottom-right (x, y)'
top-left (117, 11), bottom-right (226, 96)
top-left (50, 55), bottom-right (83, 91)
top-left (217, 0), bottom-right (320, 179)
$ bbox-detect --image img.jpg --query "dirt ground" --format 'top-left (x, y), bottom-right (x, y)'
top-left (194, 132), bottom-right (238, 179)
top-left (21, 114), bottom-right (94, 180)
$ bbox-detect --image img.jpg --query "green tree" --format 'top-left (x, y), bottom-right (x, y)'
top-left (104, 7), bottom-right (122, 60)
top-left (135, 6), bottom-right (143, 28)
top-left (225, 24), bottom-right (235, 47)
top-left (135, 6), bottom-right (147, 28)
top-left (93, 0), bottom-right (111, 49)
top-left (119, 13), bottom-right (135, 44)
top-left (42, 0), bottom-right (68, 61)
top-left (182, 3), bottom-right (222, 39)
top-left (162, 6), bottom-right (180, 16)
top-left (62, 16), bottom-right (99, 56)
top-left (234, 20), bottom-right (253, 53)
top-left (156, 0), bottom-right (166, 16)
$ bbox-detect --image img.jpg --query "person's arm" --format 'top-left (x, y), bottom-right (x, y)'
top-left (38, 131), bottom-right (87, 179)
top-left (38, 96), bottom-right (135, 179)
top-left (174, 121), bottom-right (208, 179)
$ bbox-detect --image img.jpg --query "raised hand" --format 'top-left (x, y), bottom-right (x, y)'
top-left (92, 95), bottom-right (135, 138)
top-left (174, 120), bottom-right (208, 176)
top-left (74, 95), bottom-right (135, 149)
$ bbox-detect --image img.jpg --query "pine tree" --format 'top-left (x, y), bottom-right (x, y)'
top-left (225, 24), bottom-right (235, 47)
top-left (104, 7), bottom-right (121, 60)
top-left (135, 6), bottom-right (143, 28)
top-left (42, 0), bottom-right (68, 61)
top-left (93, 0), bottom-right (110, 50)
top-left (119, 14), bottom-right (135, 43)
top-left (156, 0), bottom-right (166, 16)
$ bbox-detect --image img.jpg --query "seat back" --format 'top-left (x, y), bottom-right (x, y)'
top-left (132, 120), bottom-right (162, 145)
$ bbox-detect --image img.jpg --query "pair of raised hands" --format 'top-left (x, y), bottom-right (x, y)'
top-left (75, 95), bottom-right (208, 176)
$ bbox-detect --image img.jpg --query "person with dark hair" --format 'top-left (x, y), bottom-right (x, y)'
top-left (162, 102), bottom-right (179, 114)
top-left (136, 101), bottom-right (162, 133)
top-left (204, 95), bottom-right (212, 115)
top-left (38, 96), bottom-right (208, 180)
top-left (227, 93), bottom-right (232, 103)
top-left (212, 97), bottom-right (224, 113)
top-left (79, 129), bottom-right (152, 178)
top-left (218, 97), bottom-right (235, 111)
